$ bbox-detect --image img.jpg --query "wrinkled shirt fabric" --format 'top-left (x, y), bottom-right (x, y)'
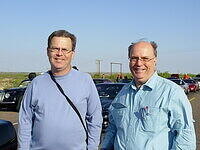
top-left (102, 72), bottom-right (196, 150)
top-left (18, 69), bottom-right (103, 150)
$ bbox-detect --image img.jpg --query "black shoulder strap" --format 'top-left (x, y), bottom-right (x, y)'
top-left (48, 71), bottom-right (88, 144)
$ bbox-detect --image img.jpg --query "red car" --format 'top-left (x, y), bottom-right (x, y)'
top-left (183, 79), bottom-right (197, 92)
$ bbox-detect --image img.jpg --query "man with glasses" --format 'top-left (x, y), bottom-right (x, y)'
top-left (101, 40), bottom-right (196, 150)
top-left (18, 30), bottom-right (102, 150)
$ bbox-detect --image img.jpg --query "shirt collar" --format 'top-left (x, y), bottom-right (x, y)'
top-left (53, 68), bottom-right (74, 80)
top-left (130, 72), bottom-right (158, 91)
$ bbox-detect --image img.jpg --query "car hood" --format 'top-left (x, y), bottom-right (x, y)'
top-left (3, 87), bottom-right (26, 92)
top-left (0, 119), bottom-right (16, 146)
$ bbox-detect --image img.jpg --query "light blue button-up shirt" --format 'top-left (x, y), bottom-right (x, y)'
top-left (102, 72), bottom-right (196, 150)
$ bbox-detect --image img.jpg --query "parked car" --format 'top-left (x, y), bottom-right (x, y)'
top-left (166, 77), bottom-right (179, 80)
top-left (196, 74), bottom-right (200, 78)
top-left (0, 86), bottom-right (26, 111)
top-left (0, 119), bottom-right (17, 150)
top-left (93, 78), bottom-right (112, 84)
top-left (0, 72), bottom-right (36, 111)
top-left (192, 79), bottom-right (200, 91)
top-left (118, 78), bottom-right (132, 83)
top-left (96, 83), bottom-right (126, 132)
top-left (193, 77), bottom-right (200, 87)
top-left (183, 79), bottom-right (197, 92)
top-left (169, 79), bottom-right (190, 94)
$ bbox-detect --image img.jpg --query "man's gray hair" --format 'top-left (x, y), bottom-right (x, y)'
top-left (128, 39), bottom-right (158, 58)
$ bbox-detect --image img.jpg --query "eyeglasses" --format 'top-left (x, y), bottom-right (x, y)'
top-left (48, 47), bottom-right (73, 54)
top-left (129, 56), bottom-right (155, 63)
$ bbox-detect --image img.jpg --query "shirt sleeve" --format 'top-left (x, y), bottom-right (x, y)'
top-left (169, 88), bottom-right (196, 150)
top-left (101, 108), bottom-right (117, 150)
top-left (17, 84), bottom-right (34, 150)
top-left (86, 76), bottom-right (103, 150)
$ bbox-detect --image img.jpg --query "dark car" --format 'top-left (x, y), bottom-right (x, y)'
top-left (0, 72), bottom-right (36, 111)
top-left (96, 83), bottom-right (126, 132)
top-left (93, 78), bottom-right (112, 84)
top-left (118, 78), bottom-right (132, 83)
top-left (166, 77), bottom-right (179, 80)
top-left (0, 119), bottom-right (17, 150)
top-left (0, 87), bottom-right (26, 111)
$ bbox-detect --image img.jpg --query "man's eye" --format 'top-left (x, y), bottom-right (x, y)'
top-left (53, 48), bottom-right (59, 51)
top-left (142, 58), bottom-right (149, 61)
top-left (131, 57), bottom-right (138, 60)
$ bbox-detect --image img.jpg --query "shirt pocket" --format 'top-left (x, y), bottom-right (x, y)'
top-left (140, 107), bottom-right (161, 133)
top-left (111, 103), bottom-right (127, 127)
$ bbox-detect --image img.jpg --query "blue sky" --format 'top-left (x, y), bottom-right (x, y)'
top-left (0, 0), bottom-right (199, 74)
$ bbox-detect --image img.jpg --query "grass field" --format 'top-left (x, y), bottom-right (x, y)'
top-left (0, 71), bottom-right (198, 90)
top-left (0, 72), bottom-right (133, 90)
top-left (0, 72), bottom-right (30, 90)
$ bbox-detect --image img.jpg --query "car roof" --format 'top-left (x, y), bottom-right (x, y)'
top-left (170, 78), bottom-right (182, 81)
top-left (166, 77), bottom-right (179, 79)
top-left (183, 79), bottom-right (194, 81)
top-left (96, 82), bottom-right (126, 85)
top-left (93, 78), bottom-right (111, 80)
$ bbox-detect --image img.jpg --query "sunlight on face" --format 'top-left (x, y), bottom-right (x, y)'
top-left (129, 42), bottom-right (157, 87)
top-left (47, 37), bottom-right (74, 76)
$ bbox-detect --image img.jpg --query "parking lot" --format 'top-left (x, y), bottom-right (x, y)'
top-left (188, 91), bottom-right (200, 149)
top-left (0, 91), bottom-right (200, 149)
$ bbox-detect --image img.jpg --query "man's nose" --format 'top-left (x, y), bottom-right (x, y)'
top-left (56, 49), bottom-right (63, 55)
top-left (135, 59), bottom-right (143, 65)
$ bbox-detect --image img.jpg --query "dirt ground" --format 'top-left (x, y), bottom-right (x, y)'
top-left (0, 78), bottom-right (13, 90)
top-left (188, 91), bottom-right (200, 149)
top-left (0, 91), bottom-right (200, 149)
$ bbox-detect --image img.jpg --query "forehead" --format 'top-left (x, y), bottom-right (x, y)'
top-left (50, 37), bottom-right (72, 47)
top-left (131, 42), bottom-right (154, 56)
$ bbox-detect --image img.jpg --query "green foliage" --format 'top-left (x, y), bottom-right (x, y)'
top-left (91, 73), bottom-right (133, 82)
top-left (108, 74), bottom-right (117, 82)
top-left (0, 72), bottom-right (29, 89)
top-left (187, 74), bottom-right (196, 78)
top-left (91, 73), bottom-right (102, 79)
top-left (158, 72), bottom-right (171, 78)
top-left (91, 72), bottom-right (198, 81)
top-left (0, 71), bottom-right (199, 90)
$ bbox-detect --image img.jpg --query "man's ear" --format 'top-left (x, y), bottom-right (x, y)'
top-left (71, 51), bottom-right (75, 59)
top-left (154, 57), bottom-right (157, 66)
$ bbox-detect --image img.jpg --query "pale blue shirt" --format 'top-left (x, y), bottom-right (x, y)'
top-left (18, 69), bottom-right (103, 150)
top-left (102, 72), bottom-right (196, 150)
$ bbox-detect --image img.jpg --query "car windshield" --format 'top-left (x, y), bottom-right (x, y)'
top-left (96, 84), bottom-right (125, 99)
top-left (193, 78), bottom-right (200, 82)
top-left (184, 80), bottom-right (195, 84)
top-left (18, 80), bottom-right (31, 87)
top-left (0, 90), bottom-right (5, 102)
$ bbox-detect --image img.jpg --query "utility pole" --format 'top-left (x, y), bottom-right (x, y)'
top-left (95, 59), bottom-right (102, 74)
top-left (110, 62), bottom-right (122, 75)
